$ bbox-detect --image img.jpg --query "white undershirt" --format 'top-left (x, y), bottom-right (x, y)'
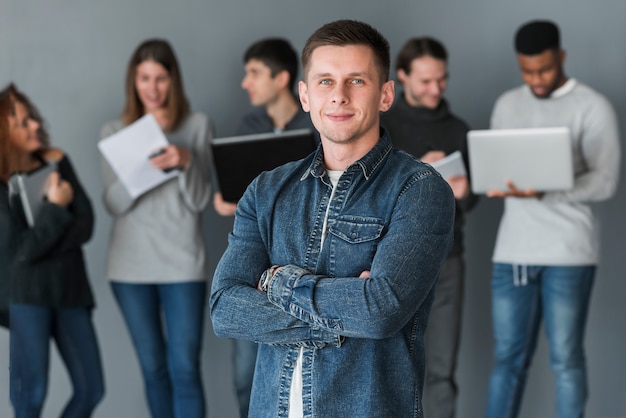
top-left (288, 169), bottom-right (343, 418)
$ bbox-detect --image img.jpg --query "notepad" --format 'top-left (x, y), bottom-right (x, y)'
top-left (98, 114), bottom-right (179, 199)
top-left (212, 129), bottom-right (318, 203)
top-left (9, 162), bottom-right (57, 227)
top-left (429, 150), bottom-right (467, 179)
top-left (467, 127), bottom-right (574, 193)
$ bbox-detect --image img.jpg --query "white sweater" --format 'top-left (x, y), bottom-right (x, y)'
top-left (101, 112), bottom-right (213, 282)
top-left (490, 79), bottom-right (620, 265)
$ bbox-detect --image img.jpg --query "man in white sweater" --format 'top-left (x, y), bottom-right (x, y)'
top-left (484, 20), bottom-right (620, 418)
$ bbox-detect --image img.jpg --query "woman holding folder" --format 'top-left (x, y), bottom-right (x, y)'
top-left (100, 39), bottom-right (213, 418)
top-left (0, 84), bottom-right (104, 417)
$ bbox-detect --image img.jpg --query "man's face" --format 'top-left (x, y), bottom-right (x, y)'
top-left (517, 49), bottom-right (566, 98)
top-left (397, 56), bottom-right (447, 109)
top-left (241, 59), bottom-right (282, 107)
top-left (298, 44), bottom-right (394, 146)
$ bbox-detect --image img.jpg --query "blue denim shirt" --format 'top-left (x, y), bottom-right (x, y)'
top-left (210, 129), bottom-right (455, 418)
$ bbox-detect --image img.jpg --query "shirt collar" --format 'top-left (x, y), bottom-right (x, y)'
top-left (301, 128), bottom-right (393, 181)
top-left (550, 78), bottom-right (576, 99)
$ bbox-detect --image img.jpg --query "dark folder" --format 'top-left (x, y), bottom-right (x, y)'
top-left (9, 162), bottom-right (57, 227)
top-left (211, 129), bottom-right (318, 203)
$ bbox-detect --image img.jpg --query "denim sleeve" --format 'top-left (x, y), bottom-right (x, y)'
top-left (267, 171), bottom-right (455, 339)
top-left (209, 188), bottom-right (342, 348)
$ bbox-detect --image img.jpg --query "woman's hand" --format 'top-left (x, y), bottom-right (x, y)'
top-left (149, 145), bottom-right (190, 171)
top-left (46, 171), bottom-right (74, 208)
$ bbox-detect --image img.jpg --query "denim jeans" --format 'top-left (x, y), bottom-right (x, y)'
top-left (485, 263), bottom-right (595, 418)
top-left (232, 339), bottom-right (257, 418)
top-left (9, 304), bottom-right (104, 418)
top-left (111, 281), bottom-right (206, 418)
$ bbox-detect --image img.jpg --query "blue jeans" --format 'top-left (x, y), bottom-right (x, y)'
top-left (9, 304), bottom-right (104, 418)
top-left (111, 281), bottom-right (206, 418)
top-left (485, 263), bottom-right (595, 418)
top-left (233, 339), bottom-right (258, 418)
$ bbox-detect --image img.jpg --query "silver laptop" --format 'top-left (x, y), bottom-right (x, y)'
top-left (467, 127), bottom-right (574, 194)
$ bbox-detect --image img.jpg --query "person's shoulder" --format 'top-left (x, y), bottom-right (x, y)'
top-left (389, 147), bottom-right (432, 174)
top-left (567, 81), bottom-right (617, 124)
top-left (570, 81), bottom-right (611, 104)
top-left (241, 107), bottom-right (268, 123)
top-left (441, 101), bottom-right (470, 131)
top-left (495, 85), bottom-right (526, 103)
top-left (253, 152), bottom-right (314, 190)
top-left (235, 108), bottom-right (272, 135)
top-left (100, 118), bottom-right (124, 138)
top-left (179, 111), bottom-right (211, 130)
top-left (185, 111), bottom-right (210, 124)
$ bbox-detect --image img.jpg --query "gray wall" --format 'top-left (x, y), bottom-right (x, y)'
top-left (1, 1), bottom-right (625, 417)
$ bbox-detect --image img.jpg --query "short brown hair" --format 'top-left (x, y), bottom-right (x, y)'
top-left (302, 20), bottom-right (390, 85)
top-left (395, 37), bottom-right (448, 75)
top-left (122, 39), bottom-right (189, 131)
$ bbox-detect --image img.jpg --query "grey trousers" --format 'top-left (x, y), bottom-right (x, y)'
top-left (423, 256), bottom-right (464, 418)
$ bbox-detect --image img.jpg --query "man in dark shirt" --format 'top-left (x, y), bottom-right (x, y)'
top-left (213, 38), bottom-right (315, 216)
top-left (212, 38), bottom-right (315, 418)
top-left (381, 37), bottom-right (478, 418)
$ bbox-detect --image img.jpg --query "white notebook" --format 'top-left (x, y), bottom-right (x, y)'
top-left (429, 150), bottom-right (467, 179)
top-left (467, 127), bottom-right (574, 194)
top-left (98, 114), bottom-right (179, 199)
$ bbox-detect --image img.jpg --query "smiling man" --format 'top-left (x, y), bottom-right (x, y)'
top-left (210, 20), bottom-right (455, 418)
top-left (485, 20), bottom-right (620, 418)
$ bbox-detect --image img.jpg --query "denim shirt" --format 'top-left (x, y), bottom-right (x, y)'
top-left (210, 129), bottom-right (455, 418)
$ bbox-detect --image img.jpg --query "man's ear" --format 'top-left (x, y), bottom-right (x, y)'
top-left (379, 80), bottom-right (395, 112)
top-left (396, 69), bottom-right (408, 86)
top-left (274, 70), bottom-right (290, 90)
top-left (298, 80), bottom-right (310, 112)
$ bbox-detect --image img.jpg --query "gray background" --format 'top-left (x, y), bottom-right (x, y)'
top-left (1, 1), bottom-right (625, 417)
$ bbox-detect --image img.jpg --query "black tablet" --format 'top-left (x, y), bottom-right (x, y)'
top-left (211, 129), bottom-right (318, 203)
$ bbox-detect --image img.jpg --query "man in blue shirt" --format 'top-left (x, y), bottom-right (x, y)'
top-left (210, 20), bottom-right (455, 417)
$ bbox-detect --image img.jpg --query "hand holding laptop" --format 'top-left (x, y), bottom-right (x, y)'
top-left (46, 171), bottom-right (73, 208)
top-left (486, 179), bottom-right (543, 199)
top-left (467, 127), bottom-right (574, 195)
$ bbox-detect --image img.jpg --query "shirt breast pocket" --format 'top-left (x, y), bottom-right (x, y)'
top-left (328, 215), bottom-right (385, 276)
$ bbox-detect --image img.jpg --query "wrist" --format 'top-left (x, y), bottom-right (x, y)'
top-left (259, 265), bottom-right (281, 292)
